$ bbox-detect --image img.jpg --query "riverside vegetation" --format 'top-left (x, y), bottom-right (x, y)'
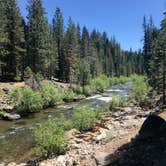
top-left (30, 75), bottom-right (151, 158)
top-left (0, 74), bottom-right (150, 159)
top-left (3, 75), bottom-right (131, 116)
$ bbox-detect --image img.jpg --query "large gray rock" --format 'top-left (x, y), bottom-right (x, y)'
top-left (139, 114), bottom-right (166, 139)
top-left (2, 113), bottom-right (21, 121)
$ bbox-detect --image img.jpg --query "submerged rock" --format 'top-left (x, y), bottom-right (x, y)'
top-left (2, 113), bottom-right (21, 121)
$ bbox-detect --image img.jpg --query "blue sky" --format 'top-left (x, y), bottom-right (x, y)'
top-left (18, 0), bottom-right (165, 51)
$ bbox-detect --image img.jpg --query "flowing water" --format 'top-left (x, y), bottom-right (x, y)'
top-left (0, 82), bottom-right (132, 164)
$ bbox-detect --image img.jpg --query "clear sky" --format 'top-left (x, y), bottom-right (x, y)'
top-left (18, 0), bottom-right (165, 51)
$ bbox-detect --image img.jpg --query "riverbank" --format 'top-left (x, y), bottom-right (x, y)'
top-left (0, 75), bottom-right (132, 121)
top-left (0, 75), bottom-right (153, 165)
top-left (33, 107), bottom-right (166, 166)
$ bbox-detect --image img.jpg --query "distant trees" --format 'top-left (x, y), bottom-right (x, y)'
top-left (0, 0), bottom-right (143, 83)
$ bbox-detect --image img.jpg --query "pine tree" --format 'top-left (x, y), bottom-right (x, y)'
top-left (81, 26), bottom-right (89, 58)
top-left (63, 17), bottom-right (78, 84)
top-left (149, 12), bottom-right (166, 105)
top-left (0, 0), bottom-right (7, 78)
top-left (52, 7), bottom-right (64, 80)
top-left (1, 0), bottom-right (25, 81)
top-left (27, 0), bottom-right (53, 77)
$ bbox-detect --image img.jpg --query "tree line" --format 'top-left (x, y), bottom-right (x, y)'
top-left (143, 14), bottom-right (166, 105)
top-left (0, 0), bottom-right (144, 84)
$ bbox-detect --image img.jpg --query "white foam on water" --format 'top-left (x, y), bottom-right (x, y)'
top-left (86, 94), bottom-right (101, 100)
top-left (97, 96), bottom-right (113, 102)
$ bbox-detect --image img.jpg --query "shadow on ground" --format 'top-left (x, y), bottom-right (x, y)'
top-left (107, 114), bottom-right (166, 166)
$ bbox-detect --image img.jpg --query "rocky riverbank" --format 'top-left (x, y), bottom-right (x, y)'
top-left (2, 106), bottom-right (166, 166)
top-left (37, 107), bottom-right (154, 166)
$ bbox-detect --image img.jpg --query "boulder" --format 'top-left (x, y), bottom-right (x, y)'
top-left (2, 87), bottom-right (10, 94)
top-left (2, 113), bottom-right (21, 121)
top-left (139, 114), bottom-right (166, 139)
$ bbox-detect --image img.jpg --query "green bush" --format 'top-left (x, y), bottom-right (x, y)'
top-left (109, 95), bottom-right (127, 109)
top-left (9, 87), bottom-right (43, 115)
top-left (110, 76), bottom-right (130, 86)
top-left (33, 117), bottom-right (69, 157)
top-left (63, 89), bottom-right (75, 100)
top-left (131, 75), bottom-right (150, 105)
top-left (84, 85), bottom-right (93, 96)
top-left (90, 75), bottom-right (110, 93)
top-left (73, 85), bottom-right (82, 94)
top-left (42, 82), bottom-right (63, 107)
top-left (72, 108), bottom-right (102, 131)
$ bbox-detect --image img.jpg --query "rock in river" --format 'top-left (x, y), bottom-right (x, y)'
top-left (2, 113), bottom-right (21, 121)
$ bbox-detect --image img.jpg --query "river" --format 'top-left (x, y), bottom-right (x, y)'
top-left (0, 82), bottom-right (132, 164)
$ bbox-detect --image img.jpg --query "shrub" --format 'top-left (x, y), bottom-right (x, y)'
top-left (110, 76), bottom-right (130, 86)
top-left (73, 85), bottom-right (82, 94)
top-left (42, 82), bottom-right (63, 107)
top-left (109, 95), bottom-right (127, 110)
top-left (33, 117), bottom-right (69, 158)
top-left (72, 108), bottom-right (102, 131)
top-left (90, 75), bottom-right (110, 93)
top-left (84, 85), bottom-right (92, 96)
top-left (9, 87), bottom-right (43, 115)
top-left (131, 76), bottom-right (150, 105)
top-left (63, 89), bottom-right (75, 100)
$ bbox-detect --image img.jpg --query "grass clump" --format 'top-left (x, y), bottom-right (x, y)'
top-left (33, 117), bottom-right (69, 158)
top-left (9, 87), bottom-right (43, 115)
top-left (42, 82), bottom-right (63, 107)
top-left (72, 108), bottom-right (102, 132)
top-left (109, 95), bottom-right (127, 110)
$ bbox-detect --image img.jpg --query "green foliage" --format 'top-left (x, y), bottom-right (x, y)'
top-left (42, 82), bottom-right (63, 107)
top-left (72, 108), bottom-right (102, 132)
top-left (76, 59), bottom-right (91, 93)
top-left (109, 95), bottom-right (127, 109)
top-left (73, 85), bottom-right (82, 94)
top-left (110, 76), bottom-right (131, 86)
top-left (131, 75), bottom-right (150, 104)
top-left (9, 87), bottom-right (43, 115)
top-left (24, 67), bottom-right (33, 79)
top-left (84, 85), bottom-right (92, 96)
top-left (82, 75), bottom-right (130, 96)
top-left (63, 89), bottom-right (75, 100)
top-left (90, 75), bottom-right (110, 93)
top-left (0, 89), bottom-right (4, 96)
top-left (0, 110), bottom-right (6, 116)
top-left (0, 0), bottom-right (25, 81)
top-left (33, 117), bottom-right (69, 157)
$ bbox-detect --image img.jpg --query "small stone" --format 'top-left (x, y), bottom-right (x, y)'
top-left (7, 163), bottom-right (16, 166)
top-left (0, 163), bottom-right (5, 166)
